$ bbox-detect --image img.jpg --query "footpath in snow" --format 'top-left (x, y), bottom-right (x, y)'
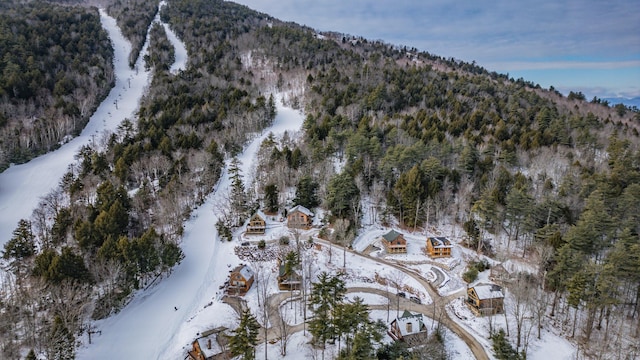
top-left (0, 9), bottom-right (151, 247)
top-left (76, 96), bottom-right (305, 360)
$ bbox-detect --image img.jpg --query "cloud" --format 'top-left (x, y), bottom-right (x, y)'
top-left (231, 0), bottom-right (640, 97)
top-left (486, 60), bottom-right (640, 71)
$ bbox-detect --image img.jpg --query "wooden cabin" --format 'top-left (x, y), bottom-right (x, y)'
top-left (389, 310), bottom-right (428, 346)
top-left (381, 230), bottom-right (407, 254)
top-left (277, 262), bottom-right (301, 291)
top-left (287, 205), bottom-right (314, 229)
top-left (227, 264), bottom-right (254, 295)
top-left (187, 327), bottom-right (229, 360)
top-left (246, 211), bottom-right (267, 234)
top-left (466, 283), bottom-right (504, 316)
top-left (425, 236), bottom-right (452, 258)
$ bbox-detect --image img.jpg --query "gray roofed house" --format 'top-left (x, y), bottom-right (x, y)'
top-left (287, 205), bottom-right (314, 229)
top-left (466, 283), bottom-right (504, 316)
top-left (389, 310), bottom-right (428, 346)
top-left (381, 230), bottom-right (407, 254)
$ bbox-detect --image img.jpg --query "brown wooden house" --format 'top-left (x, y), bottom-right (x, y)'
top-left (389, 310), bottom-right (428, 346)
top-left (187, 327), bottom-right (229, 360)
top-left (287, 205), bottom-right (314, 229)
top-left (277, 262), bottom-right (301, 291)
top-left (227, 264), bottom-right (254, 295)
top-left (381, 230), bottom-right (407, 254)
top-left (425, 236), bottom-right (452, 258)
top-left (466, 283), bottom-right (504, 316)
top-left (246, 211), bottom-right (267, 234)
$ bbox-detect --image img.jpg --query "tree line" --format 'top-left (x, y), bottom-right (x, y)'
top-left (1, 0), bottom-right (638, 357)
top-left (0, 0), bottom-right (114, 171)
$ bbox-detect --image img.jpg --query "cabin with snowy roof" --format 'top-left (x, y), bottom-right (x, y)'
top-left (381, 230), bottom-right (407, 254)
top-left (425, 236), bottom-right (452, 258)
top-left (389, 310), bottom-right (428, 346)
top-left (287, 205), bottom-right (314, 229)
top-left (187, 327), bottom-right (229, 360)
top-left (246, 211), bottom-right (267, 234)
top-left (466, 283), bottom-right (504, 316)
top-left (228, 264), bottom-right (254, 295)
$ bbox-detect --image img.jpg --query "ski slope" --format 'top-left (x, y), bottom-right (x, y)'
top-left (0, 9), bottom-right (151, 248)
top-left (77, 96), bottom-right (305, 359)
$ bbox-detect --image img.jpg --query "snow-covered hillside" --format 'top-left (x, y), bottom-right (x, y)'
top-left (0, 9), bottom-right (151, 248)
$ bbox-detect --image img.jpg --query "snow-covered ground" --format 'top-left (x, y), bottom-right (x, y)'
top-left (159, 0), bottom-right (188, 74)
top-left (0, 3), bottom-right (582, 359)
top-left (76, 95), bottom-right (306, 359)
top-left (0, 9), bottom-right (151, 248)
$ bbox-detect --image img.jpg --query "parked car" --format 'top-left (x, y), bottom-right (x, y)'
top-left (396, 292), bottom-right (406, 298)
top-left (409, 296), bottom-right (421, 304)
top-left (241, 242), bottom-right (250, 246)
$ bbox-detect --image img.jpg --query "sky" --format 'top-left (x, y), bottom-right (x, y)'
top-left (231, 0), bottom-right (640, 100)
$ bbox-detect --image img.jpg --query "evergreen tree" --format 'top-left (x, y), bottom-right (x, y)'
top-left (2, 219), bottom-right (36, 260)
top-left (264, 183), bottom-right (279, 213)
top-left (392, 165), bottom-right (424, 227)
top-left (229, 156), bottom-right (247, 223)
top-left (48, 247), bottom-right (93, 284)
top-left (25, 349), bottom-right (37, 360)
top-left (491, 329), bottom-right (523, 360)
top-left (293, 175), bottom-right (319, 209)
top-left (228, 309), bottom-right (260, 360)
top-left (47, 316), bottom-right (74, 360)
top-left (309, 272), bottom-right (347, 351)
top-left (326, 172), bottom-right (359, 219)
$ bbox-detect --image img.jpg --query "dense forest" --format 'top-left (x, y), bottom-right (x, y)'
top-left (1, 0), bottom-right (639, 358)
top-left (0, 0), bottom-right (114, 171)
top-left (106, 0), bottom-right (159, 68)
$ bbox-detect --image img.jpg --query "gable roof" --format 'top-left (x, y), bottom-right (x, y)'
top-left (382, 230), bottom-right (402, 242)
top-left (428, 236), bottom-right (452, 248)
top-left (289, 205), bottom-right (314, 217)
top-left (195, 334), bottom-right (222, 358)
top-left (393, 310), bottom-right (427, 336)
top-left (472, 283), bottom-right (504, 300)
top-left (250, 211), bottom-right (266, 222)
top-left (278, 263), bottom-right (300, 278)
top-left (232, 264), bottom-right (253, 280)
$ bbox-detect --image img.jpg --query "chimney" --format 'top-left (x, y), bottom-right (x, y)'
top-left (207, 338), bottom-right (211, 349)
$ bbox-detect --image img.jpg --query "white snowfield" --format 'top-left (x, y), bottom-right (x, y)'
top-left (159, 0), bottom-right (188, 74)
top-left (1, 4), bottom-right (578, 359)
top-left (77, 99), bottom-right (305, 359)
top-left (0, 9), bottom-right (151, 247)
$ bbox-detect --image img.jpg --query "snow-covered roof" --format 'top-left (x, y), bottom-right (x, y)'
top-left (240, 265), bottom-right (253, 280)
top-left (472, 284), bottom-right (504, 300)
top-left (428, 236), bottom-right (452, 248)
top-left (289, 204), bottom-right (314, 217)
top-left (251, 210), bottom-right (266, 221)
top-left (196, 334), bottom-right (222, 358)
top-left (393, 310), bottom-right (427, 336)
top-left (232, 264), bottom-right (253, 280)
top-left (382, 230), bottom-right (402, 242)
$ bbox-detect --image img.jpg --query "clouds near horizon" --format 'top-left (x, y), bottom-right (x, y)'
top-left (231, 0), bottom-right (640, 98)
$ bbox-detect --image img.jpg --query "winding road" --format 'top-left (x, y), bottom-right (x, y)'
top-left (224, 239), bottom-right (490, 360)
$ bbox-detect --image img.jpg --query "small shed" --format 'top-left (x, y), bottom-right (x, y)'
top-left (381, 230), bottom-right (407, 254)
top-left (389, 310), bottom-right (428, 346)
top-left (489, 263), bottom-right (512, 284)
top-left (287, 205), bottom-right (314, 229)
top-left (466, 283), bottom-right (504, 316)
top-left (228, 264), bottom-right (254, 295)
top-left (425, 236), bottom-right (452, 258)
